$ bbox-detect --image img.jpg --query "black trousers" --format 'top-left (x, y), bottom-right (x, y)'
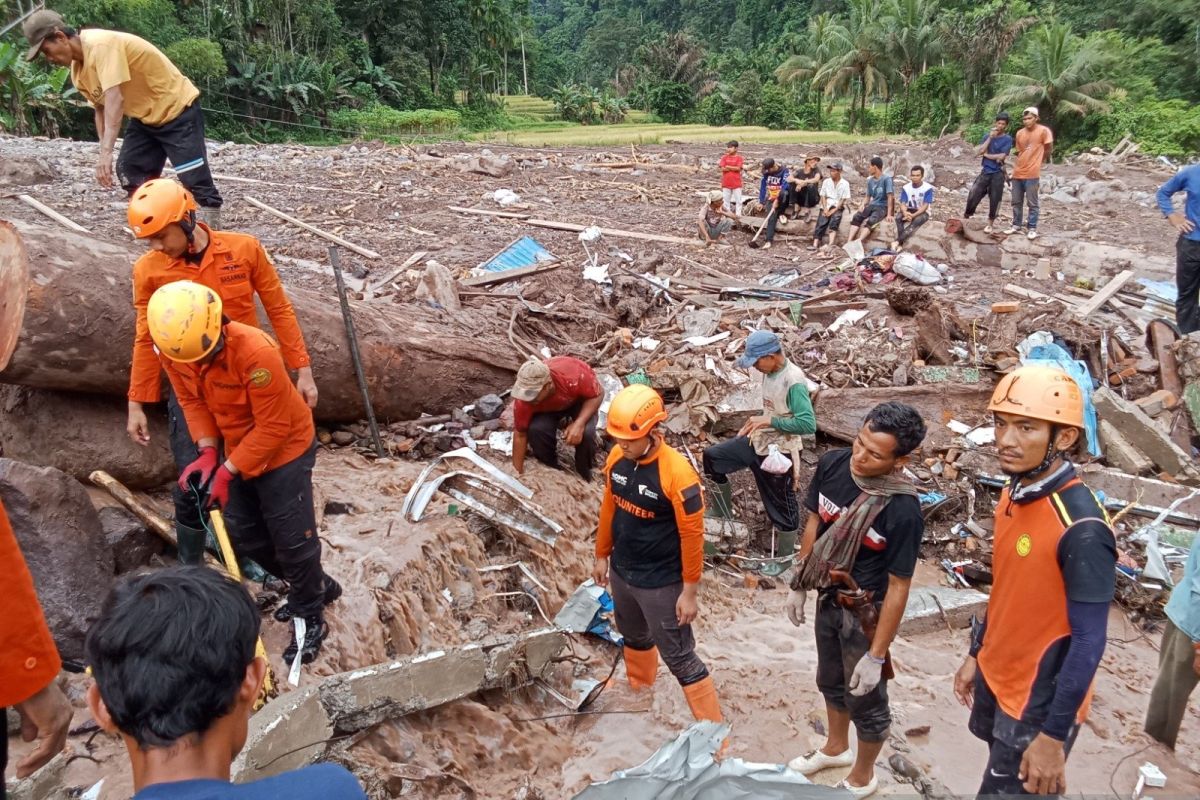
top-left (794, 183), bottom-right (820, 209)
top-left (223, 443), bottom-right (327, 617)
top-left (813, 209), bottom-right (844, 242)
top-left (167, 384), bottom-right (204, 530)
top-left (763, 189), bottom-right (796, 243)
top-left (895, 211), bottom-right (929, 244)
top-left (1175, 236), bottom-right (1200, 335)
top-left (969, 672), bottom-right (1079, 797)
top-left (815, 592), bottom-right (891, 742)
top-left (702, 435), bottom-right (799, 530)
top-left (527, 401), bottom-right (597, 479)
top-left (966, 171), bottom-right (1005, 221)
top-left (118, 102), bottom-right (222, 208)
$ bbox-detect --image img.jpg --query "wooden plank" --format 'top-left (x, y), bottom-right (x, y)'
top-left (448, 206), bottom-right (531, 220)
top-left (814, 384), bottom-right (996, 452)
top-left (15, 194), bottom-right (90, 233)
top-left (525, 218), bottom-right (699, 247)
top-left (1072, 269), bottom-right (1135, 318)
top-left (461, 261), bottom-right (561, 287)
top-left (244, 196), bottom-right (381, 259)
top-left (368, 250), bottom-right (428, 294)
top-left (1003, 284), bottom-right (1077, 304)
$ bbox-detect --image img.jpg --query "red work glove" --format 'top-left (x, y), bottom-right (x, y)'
top-left (206, 465), bottom-right (235, 509)
top-left (178, 447), bottom-right (218, 493)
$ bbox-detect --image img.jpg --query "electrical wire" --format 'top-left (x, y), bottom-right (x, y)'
top-left (1108, 742), bottom-right (1154, 799)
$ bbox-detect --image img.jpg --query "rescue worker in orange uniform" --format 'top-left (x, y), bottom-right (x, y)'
top-left (592, 385), bottom-right (723, 728)
top-left (124, 179), bottom-right (317, 577)
top-left (953, 365), bottom-right (1116, 796)
top-left (145, 280), bottom-right (335, 664)
top-left (1, 499), bottom-right (73, 782)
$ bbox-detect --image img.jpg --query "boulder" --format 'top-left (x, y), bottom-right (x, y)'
top-left (0, 459), bottom-right (114, 659)
top-left (100, 505), bottom-right (165, 573)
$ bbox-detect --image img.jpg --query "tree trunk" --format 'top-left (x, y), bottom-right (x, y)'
top-left (0, 220), bottom-right (523, 423)
top-left (521, 32), bottom-right (529, 96)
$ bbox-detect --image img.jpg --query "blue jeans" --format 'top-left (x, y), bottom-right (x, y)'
top-left (1011, 178), bottom-right (1040, 230)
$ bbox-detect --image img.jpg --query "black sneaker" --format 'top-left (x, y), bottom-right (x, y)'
top-left (273, 577), bottom-right (343, 622)
top-left (282, 614), bottom-right (328, 665)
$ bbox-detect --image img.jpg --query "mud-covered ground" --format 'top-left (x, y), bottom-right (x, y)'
top-left (2, 133), bottom-right (1196, 798)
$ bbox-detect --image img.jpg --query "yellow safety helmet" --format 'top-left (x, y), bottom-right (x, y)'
top-left (128, 179), bottom-right (198, 239)
top-left (987, 365), bottom-right (1084, 428)
top-left (606, 384), bottom-right (668, 440)
top-left (147, 280), bottom-right (223, 363)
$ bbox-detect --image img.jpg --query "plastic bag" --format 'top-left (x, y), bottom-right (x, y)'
top-left (893, 252), bottom-right (942, 285)
top-left (760, 444), bottom-right (791, 475)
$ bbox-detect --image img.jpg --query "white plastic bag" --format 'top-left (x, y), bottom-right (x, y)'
top-left (893, 252), bottom-right (942, 285)
top-left (760, 444), bottom-right (791, 475)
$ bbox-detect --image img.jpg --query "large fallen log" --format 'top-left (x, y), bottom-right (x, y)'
top-left (0, 383), bottom-right (174, 489)
top-left (0, 220), bottom-right (522, 422)
top-left (814, 383), bottom-right (996, 452)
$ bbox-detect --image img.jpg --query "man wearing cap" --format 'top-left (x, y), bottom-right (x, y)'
top-left (511, 356), bottom-right (603, 481)
top-left (24, 9), bottom-right (223, 226)
top-left (698, 190), bottom-right (739, 245)
top-left (811, 161), bottom-right (851, 252)
top-left (757, 157), bottom-right (793, 250)
top-left (702, 330), bottom-right (816, 575)
top-left (1006, 107), bottom-right (1054, 241)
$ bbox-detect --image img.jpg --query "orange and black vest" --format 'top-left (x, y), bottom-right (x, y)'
top-left (977, 476), bottom-right (1109, 725)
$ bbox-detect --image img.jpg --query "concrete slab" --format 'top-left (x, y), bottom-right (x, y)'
top-left (233, 686), bottom-right (332, 780)
top-left (901, 586), bottom-right (988, 636)
top-left (1092, 388), bottom-right (1200, 483)
top-left (1099, 420), bottom-right (1153, 476)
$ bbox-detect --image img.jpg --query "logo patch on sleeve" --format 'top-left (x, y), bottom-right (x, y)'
top-left (681, 483), bottom-right (703, 515)
top-left (249, 367), bottom-right (273, 388)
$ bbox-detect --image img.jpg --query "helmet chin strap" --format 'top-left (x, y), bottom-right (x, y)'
top-left (180, 211), bottom-right (203, 263)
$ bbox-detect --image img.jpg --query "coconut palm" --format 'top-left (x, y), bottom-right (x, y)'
top-left (811, 0), bottom-right (891, 132)
top-left (884, 0), bottom-right (942, 94)
top-left (991, 22), bottom-right (1113, 131)
top-left (775, 13), bottom-right (851, 129)
top-left (942, 0), bottom-right (1036, 118)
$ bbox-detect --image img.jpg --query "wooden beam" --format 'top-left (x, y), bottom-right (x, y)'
top-left (525, 218), bottom-right (699, 246)
top-left (368, 250), bottom-right (427, 294)
top-left (1072, 270), bottom-right (1135, 318)
top-left (1003, 284), bottom-right (1075, 304)
top-left (448, 206), bottom-right (530, 220)
top-left (15, 194), bottom-right (90, 233)
top-left (244, 196), bottom-right (381, 259)
top-left (461, 261), bottom-right (561, 287)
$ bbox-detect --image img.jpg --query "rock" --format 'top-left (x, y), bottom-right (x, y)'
top-left (414, 260), bottom-right (461, 311)
top-left (456, 155), bottom-right (513, 178)
top-left (0, 156), bottom-right (55, 186)
top-left (331, 431), bottom-right (355, 446)
top-left (473, 393), bottom-right (505, 421)
top-left (888, 753), bottom-right (922, 781)
top-left (1049, 189), bottom-right (1080, 204)
top-left (1076, 179), bottom-right (1126, 205)
top-left (100, 505), bottom-right (165, 574)
top-left (0, 459), bottom-right (114, 659)
top-left (1098, 420), bottom-right (1154, 476)
top-left (1092, 388), bottom-right (1200, 483)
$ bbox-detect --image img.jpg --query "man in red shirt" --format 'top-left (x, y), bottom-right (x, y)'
top-left (718, 140), bottom-right (744, 216)
top-left (510, 356), bottom-right (603, 481)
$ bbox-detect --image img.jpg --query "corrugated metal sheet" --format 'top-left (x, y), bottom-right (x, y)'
top-left (479, 236), bottom-right (557, 272)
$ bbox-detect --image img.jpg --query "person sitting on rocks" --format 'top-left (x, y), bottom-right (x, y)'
top-left (810, 162), bottom-right (851, 253)
top-left (698, 190), bottom-right (739, 245)
top-left (848, 157), bottom-right (894, 243)
top-left (85, 565), bottom-right (368, 800)
top-left (892, 166), bottom-right (934, 251)
top-left (788, 155), bottom-right (823, 223)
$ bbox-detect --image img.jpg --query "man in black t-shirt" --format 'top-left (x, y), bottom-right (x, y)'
top-left (785, 402), bottom-right (927, 798)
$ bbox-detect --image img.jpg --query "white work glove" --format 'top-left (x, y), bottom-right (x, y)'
top-left (786, 589), bottom-right (807, 626)
top-left (848, 652), bottom-right (885, 696)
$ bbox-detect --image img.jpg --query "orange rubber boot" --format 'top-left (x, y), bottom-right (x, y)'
top-left (623, 645), bottom-right (659, 689)
top-left (683, 676), bottom-right (728, 758)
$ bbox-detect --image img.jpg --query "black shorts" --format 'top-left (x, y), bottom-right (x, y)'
top-left (851, 206), bottom-right (887, 228)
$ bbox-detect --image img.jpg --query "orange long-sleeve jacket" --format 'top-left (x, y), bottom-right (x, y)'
top-left (129, 227), bottom-right (311, 404)
top-left (0, 499), bottom-right (61, 707)
top-left (165, 321), bottom-right (315, 477)
top-left (596, 442), bottom-right (705, 588)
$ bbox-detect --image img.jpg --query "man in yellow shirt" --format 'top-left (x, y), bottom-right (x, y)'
top-left (24, 9), bottom-right (223, 226)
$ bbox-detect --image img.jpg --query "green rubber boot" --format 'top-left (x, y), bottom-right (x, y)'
top-left (175, 523), bottom-right (207, 565)
top-left (760, 527), bottom-right (798, 577)
top-left (706, 481), bottom-right (734, 519)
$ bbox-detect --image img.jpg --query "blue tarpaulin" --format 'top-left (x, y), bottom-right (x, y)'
top-left (479, 236), bottom-right (557, 272)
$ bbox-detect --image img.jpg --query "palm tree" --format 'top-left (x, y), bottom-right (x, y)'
top-left (776, 13), bottom-right (851, 129)
top-left (991, 23), bottom-right (1113, 132)
top-left (943, 1), bottom-right (1036, 119)
top-left (884, 0), bottom-right (942, 95)
top-left (811, 0), bottom-right (890, 132)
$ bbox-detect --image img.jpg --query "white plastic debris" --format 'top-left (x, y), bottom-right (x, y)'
top-left (486, 431), bottom-right (515, 455)
top-left (583, 264), bottom-right (611, 284)
top-left (633, 336), bottom-right (661, 351)
top-left (761, 444), bottom-right (792, 475)
top-left (894, 252), bottom-right (942, 285)
top-left (965, 427), bottom-right (996, 446)
top-left (579, 225), bottom-right (603, 242)
top-left (683, 331), bottom-right (732, 347)
top-left (947, 420), bottom-right (972, 435)
top-left (492, 188), bottom-right (521, 206)
top-left (829, 309), bottom-right (870, 332)
top-left (288, 616), bottom-right (306, 686)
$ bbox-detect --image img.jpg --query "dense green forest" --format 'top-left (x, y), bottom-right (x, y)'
top-left (2, 0), bottom-right (1199, 153)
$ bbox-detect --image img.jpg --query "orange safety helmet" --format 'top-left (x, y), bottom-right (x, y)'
top-left (987, 365), bottom-right (1084, 428)
top-left (128, 179), bottom-right (198, 239)
top-left (606, 384), bottom-right (668, 440)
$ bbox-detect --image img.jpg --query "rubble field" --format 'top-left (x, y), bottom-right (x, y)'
top-left (2, 132), bottom-right (1199, 799)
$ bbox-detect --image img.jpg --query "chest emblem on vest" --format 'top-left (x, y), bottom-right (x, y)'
top-left (249, 368), bottom-right (272, 388)
top-left (637, 485), bottom-right (659, 500)
top-left (1016, 533), bottom-right (1033, 557)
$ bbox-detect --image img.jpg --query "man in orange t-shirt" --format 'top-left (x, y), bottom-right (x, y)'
top-left (1005, 107), bottom-right (1054, 241)
top-left (0, 499), bottom-right (72, 784)
top-left (718, 140), bottom-right (745, 216)
top-left (146, 280), bottom-right (337, 666)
